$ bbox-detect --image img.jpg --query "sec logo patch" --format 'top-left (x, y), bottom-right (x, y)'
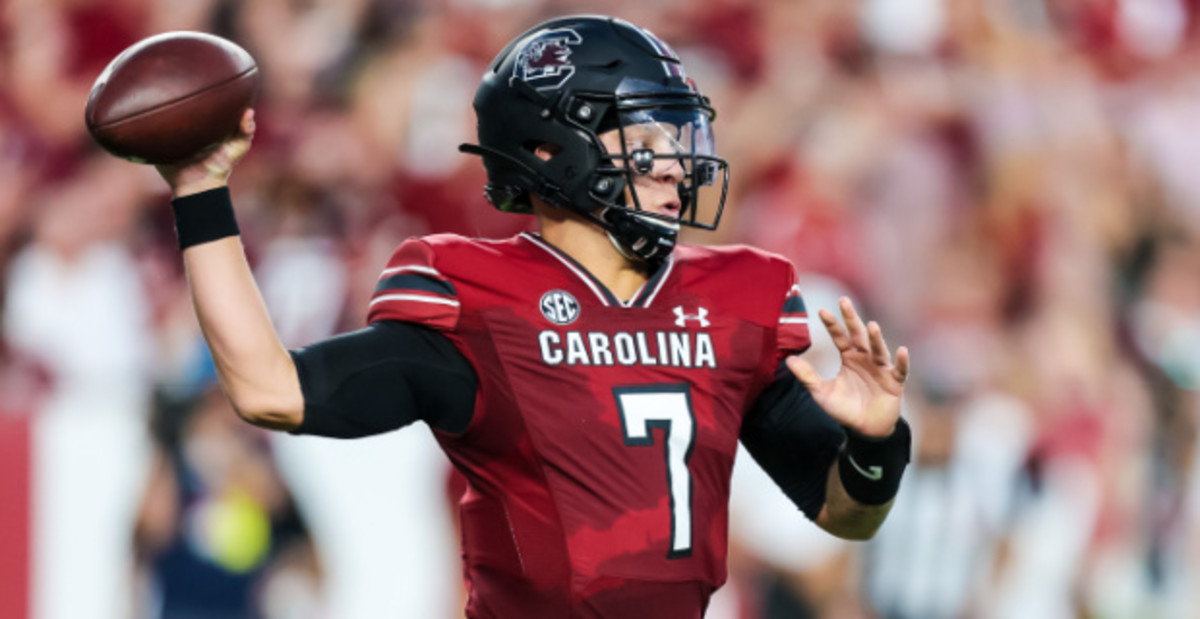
top-left (540, 290), bottom-right (580, 325)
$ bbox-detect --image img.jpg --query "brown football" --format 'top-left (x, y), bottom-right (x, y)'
top-left (85, 32), bottom-right (259, 165)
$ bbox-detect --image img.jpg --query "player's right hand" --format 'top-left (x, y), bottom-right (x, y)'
top-left (155, 108), bottom-right (256, 199)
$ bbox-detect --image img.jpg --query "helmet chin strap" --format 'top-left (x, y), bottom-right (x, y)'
top-left (596, 207), bottom-right (679, 266)
top-left (606, 231), bottom-right (638, 262)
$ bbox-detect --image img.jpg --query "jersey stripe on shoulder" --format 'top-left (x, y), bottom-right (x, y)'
top-left (780, 284), bottom-right (809, 324)
top-left (370, 293), bottom-right (460, 308)
top-left (375, 272), bottom-right (457, 297)
top-left (779, 281), bottom-right (812, 355)
top-left (366, 239), bottom-right (460, 331)
top-left (380, 265), bottom-right (443, 277)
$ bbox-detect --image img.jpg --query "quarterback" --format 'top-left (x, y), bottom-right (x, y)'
top-left (155, 15), bottom-right (912, 619)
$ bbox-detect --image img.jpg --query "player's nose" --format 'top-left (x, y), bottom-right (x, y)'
top-left (652, 155), bottom-right (685, 185)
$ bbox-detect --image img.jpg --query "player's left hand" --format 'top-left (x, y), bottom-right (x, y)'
top-left (786, 297), bottom-right (909, 438)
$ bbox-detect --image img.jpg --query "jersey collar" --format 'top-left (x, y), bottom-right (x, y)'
top-left (520, 232), bottom-right (673, 309)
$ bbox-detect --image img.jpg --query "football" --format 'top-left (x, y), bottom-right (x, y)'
top-left (85, 32), bottom-right (259, 165)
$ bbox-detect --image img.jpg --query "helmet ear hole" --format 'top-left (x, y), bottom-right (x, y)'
top-left (526, 141), bottom-right (562, 162)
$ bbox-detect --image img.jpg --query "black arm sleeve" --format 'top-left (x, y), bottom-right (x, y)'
top-left (740, 362), bottom-right (846, 520)
top-left (288, 321), bottom-right (477, 438)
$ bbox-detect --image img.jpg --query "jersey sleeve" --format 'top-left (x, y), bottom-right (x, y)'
top-left (366, 238), bottom-right (460, 331)
top-left (776, 261), bottom-right (812, 357)
top-left (289, 321), bottom-right (477, 438)
top-left (740, 362), bottom-right (846, 520)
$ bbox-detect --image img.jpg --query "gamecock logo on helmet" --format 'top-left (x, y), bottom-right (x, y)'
top-left (512, 28), bottom-right (583, 91)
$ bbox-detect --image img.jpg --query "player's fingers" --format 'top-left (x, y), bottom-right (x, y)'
top-left (219, 111), bottom-right (256, 165)
top-left (786, 355), bottom-right (823, 392)
top-left (892, 346), bottom-right (910, 384)
top-left (839, 297), bottom-right (870, 351)
top-left (868, 321), bottom-right (891, 366)
top-left (819, 308), bottom-right (852, 352)
top-left (223, 141), bottom-right (250, 167)
top-left (239, 108), bottom-right (256, 136)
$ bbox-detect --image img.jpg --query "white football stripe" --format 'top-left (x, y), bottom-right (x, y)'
top-left (778, 317), bottom-right (809, 324)
top-left (369, 293), bottom-right (460, 307)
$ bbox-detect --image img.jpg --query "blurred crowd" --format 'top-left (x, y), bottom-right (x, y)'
top-left (3, 0), bottom-right (1200, 617)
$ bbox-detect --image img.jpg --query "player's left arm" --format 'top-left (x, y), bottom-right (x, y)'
top-left (787, 297), bottom-right (911, 540)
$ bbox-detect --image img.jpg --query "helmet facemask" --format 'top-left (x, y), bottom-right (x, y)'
top-left (553, 90), bottom-right (729, 266)
top-left (593, 105), bottom-right (728, 262)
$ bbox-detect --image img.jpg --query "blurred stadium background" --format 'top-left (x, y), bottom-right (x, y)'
top-left (2, 0), bottom-right (1200, 617)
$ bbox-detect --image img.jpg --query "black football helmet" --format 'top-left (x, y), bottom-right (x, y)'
top-left (459, 15), bottom-right (729, 265)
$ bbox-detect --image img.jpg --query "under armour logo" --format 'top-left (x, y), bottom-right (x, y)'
top-left (673, 306), bottom-right (710, 328)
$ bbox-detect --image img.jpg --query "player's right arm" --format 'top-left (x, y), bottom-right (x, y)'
top-left (156, 111), bottom-right (477, 435)
top-left (155, 110), bottom-right (304, 430)
top-left (182, 235), bottom-right (304, 429)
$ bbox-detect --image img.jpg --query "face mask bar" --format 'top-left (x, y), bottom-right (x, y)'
top-left (591, 105), bottom-right (730, 233)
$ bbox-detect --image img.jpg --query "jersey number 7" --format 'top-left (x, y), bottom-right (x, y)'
top-left (614, 384), bottom-right (696, 559)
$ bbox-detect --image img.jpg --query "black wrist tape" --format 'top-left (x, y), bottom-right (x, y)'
top-left (171, 186), bottom-right (240, 250)
top-left (838, 418), bottom-right (912, 505)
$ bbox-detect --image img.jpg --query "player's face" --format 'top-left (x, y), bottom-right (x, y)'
top-left (598, 120), bottom-right (687, 222)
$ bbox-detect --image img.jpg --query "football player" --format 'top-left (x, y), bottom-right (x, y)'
top-left (155, 15), bottom-right (912, 619)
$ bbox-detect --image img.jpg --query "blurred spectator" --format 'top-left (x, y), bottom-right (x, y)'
top-left (134, 388), bottom-right (320, 619)
top-left (863, 329), bottom-right (1033, 619)
top-left (248, 178), bottom-right (461, 619)
top-left (3, 155), bottom-right (155, 619)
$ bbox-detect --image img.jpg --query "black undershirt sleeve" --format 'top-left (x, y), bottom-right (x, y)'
top-left (740, 361), bottom-right (847, 520)
top-left (288, 321), bottom-right (477, 438)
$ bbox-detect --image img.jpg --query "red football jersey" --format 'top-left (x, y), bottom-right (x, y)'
top-left (367, 232), bottom-right (812, 619)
